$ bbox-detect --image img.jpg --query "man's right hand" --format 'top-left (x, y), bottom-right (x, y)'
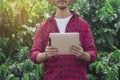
top-left (45, 42), bottom-right (59, 58)
top-left (36, 42), bottom-right (59, 63)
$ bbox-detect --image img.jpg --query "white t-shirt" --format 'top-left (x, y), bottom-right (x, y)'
top-left (55, 15), bottom-right (73, 33)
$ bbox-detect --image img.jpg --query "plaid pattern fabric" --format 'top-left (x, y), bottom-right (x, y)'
top-left (30, 11), bottom-right (97, 80)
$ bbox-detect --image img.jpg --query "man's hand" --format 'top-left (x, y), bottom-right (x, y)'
top-left (70, 45), bottom-right (84, 57)
top-left (45, 42), bottom-right (59, 58)
top-left (70, 45), bottom-right (91, 61)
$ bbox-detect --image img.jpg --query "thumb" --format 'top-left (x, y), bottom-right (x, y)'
top-left (47, 41), bottom-right (51, 46)
top-left (47, 42), bottom-right (50, 46)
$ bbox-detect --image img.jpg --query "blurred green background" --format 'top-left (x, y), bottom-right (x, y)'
top-left (0, 0), bottom-right (120, 80)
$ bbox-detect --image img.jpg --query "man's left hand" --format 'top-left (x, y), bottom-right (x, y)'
top-left (70, 45), bottom-right (91, 61)
top-left (70, 45), bottom-right (84, 58)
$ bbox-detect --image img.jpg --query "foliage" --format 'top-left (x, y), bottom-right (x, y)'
top-left (0, 0), bottom-right (53, 58)
top-left (0, 0), bottom-right (50, 79)
top-left (0, 47), bottom-right (44, 80)
top-left (88, 47), bottom-right (120, 80)
top-left (72, 0), bottom-right (120, 51)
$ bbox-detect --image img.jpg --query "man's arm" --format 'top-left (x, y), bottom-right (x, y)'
top-left (30, 23), bottom-right (59, 64)
top-left (83, 22), bottom-right (97, 64)
top-left (70, 21), bottom-right (97, 64)
top-left (30, 24), bottom-right (45, 64)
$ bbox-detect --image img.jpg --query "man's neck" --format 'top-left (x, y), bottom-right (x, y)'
top-left (55, 7), bottom-right (72, 19)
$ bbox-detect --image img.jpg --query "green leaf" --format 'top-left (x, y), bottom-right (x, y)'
top-left (6, 74), bottom-right (16, 80)
top-left (0, 64), bottom-right (8, 78)
top-left (22, 73), bottom-right (29, 80)
top-left (110, 49), bottom-right (120, 62)
top-left (105, 33), bottom-right (114, 46)
top-left (0, 48), bottom-right (6, 59)
top-left (0, 38), bottom-right (8, 48)
top-left (88, 74), bottom-right (96, 80)
top-left (96, 61), bottom-right (105, 73)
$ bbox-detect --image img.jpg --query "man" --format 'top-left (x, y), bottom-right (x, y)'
top-left (30, 0), bottom-right (97, 80)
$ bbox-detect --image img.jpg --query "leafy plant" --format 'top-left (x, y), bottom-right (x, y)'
top-left (73, 0), bottom-right (120, 51)
top-left (89, 48), bottom-right (120, 80)
top-left (0, 64), bottom-right (8, 80)
top-left (0, 46), bottom-right (44, 80)
top-left (6, 74), bottom-right (17, 80)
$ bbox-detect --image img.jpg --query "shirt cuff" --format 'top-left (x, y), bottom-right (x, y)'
top-left (30, 51), bottom-right (40, 64)
top-left (86, 51), bottom-right (97, 65)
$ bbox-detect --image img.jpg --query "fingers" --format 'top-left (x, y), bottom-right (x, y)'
top-left (45, 48), bottom-right (58, 53)
top-left (45, 45), bottom-right (59, 58)
top-left (46, 45), bottom-right (58, 51)
top-left (46, 46), bottom-right (57, 50)
top-left (71, 46), bottom-right (79, 52)
top-left (70, 46), bottom-right (83, 52)
top-left (70, 45), bottom-right (84, 57)
top-left (45, 51), bottom-right (58, 58)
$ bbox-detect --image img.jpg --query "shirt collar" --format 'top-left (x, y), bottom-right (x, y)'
top-left (47, 10), bottom-right (79, 21)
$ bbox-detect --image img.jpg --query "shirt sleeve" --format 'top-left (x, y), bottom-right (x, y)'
top-left (30, 24), bottom-right (45, 64)
top-left (83, 22), bottom-right (97, 65)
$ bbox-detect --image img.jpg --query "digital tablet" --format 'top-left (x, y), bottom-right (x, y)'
top-left (49, 33), bottom-right (80, 55)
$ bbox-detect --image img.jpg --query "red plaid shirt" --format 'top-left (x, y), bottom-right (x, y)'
top-left (30, 11), bottom-right (97, 80)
